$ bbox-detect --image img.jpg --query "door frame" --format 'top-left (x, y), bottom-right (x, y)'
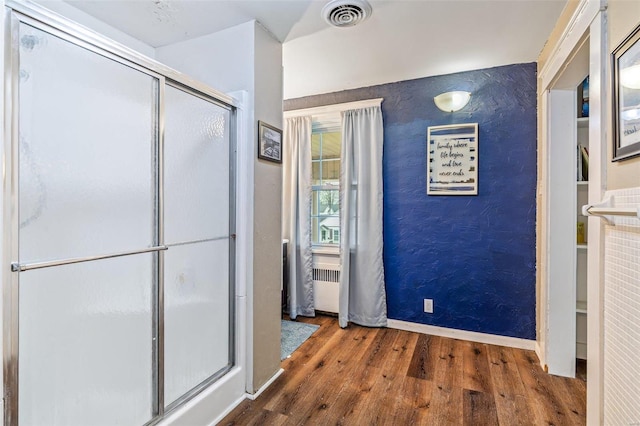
top-left (537, 0), bottom-right (607, 424)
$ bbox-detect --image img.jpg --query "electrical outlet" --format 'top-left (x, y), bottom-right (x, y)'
top-left (423, 299), bottom-right (433, 313)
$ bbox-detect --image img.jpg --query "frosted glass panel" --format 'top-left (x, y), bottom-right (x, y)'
top-left (19, 254), bottom-right (154, 425)
top-left (18, 23), bottom-right (156, 263)
top-left (164, 240), bottom-right (230, 406)
top-left (164, 86), bottom-right (230, 244)
top-left (164, 87), bottom-right (232, 405)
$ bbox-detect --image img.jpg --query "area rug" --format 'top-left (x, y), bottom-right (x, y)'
top-left (281, 320), bottom-right (320, 360)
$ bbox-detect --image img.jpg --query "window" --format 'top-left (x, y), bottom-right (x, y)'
top-left (311, 128), bottom-right (341, 245)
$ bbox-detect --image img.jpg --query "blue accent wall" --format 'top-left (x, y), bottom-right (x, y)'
top-left (284, 63), bottom-right (537, 340)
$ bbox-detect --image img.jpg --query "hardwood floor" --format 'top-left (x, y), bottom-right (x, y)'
top-left (221, 315), bottom-right (586, 425)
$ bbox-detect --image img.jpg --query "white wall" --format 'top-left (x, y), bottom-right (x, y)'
top-left (156, 21), bottom-right (254, 94)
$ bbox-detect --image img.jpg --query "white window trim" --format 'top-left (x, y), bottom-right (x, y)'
top-left (312, 245), bottom-right (340, 256)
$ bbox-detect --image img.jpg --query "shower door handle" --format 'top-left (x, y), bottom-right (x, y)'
top-left (11, 245), bottom-right (169, 272)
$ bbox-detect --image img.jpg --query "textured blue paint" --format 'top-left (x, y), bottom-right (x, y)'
top-left (285, 63), bottom-right (537, 340)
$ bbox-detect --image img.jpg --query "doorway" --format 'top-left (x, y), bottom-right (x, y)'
top-left (538, 4), bottom-right (607, 424)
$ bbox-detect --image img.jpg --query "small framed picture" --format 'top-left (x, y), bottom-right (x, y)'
top-left (612, 23), bottom-right (640, 161)
top-left (258, 121), bottom-right (282, 164)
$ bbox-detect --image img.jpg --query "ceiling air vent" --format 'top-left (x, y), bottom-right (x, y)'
top-left (322, 0), bottom-right (373, 28)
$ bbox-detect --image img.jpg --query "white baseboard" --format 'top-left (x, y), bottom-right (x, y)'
top-left (387, 319), bottom-right (536, 351)
top-left (246, 368), bottom-right (284, 401)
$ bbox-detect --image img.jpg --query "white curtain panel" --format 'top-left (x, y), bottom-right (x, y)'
top-left (283, 116), bottom-right (315, 318)
top-left (339, 106), bottom-right (387, 328)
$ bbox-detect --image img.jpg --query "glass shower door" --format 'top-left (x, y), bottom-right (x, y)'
top-left (16, 23), bottom-right (158, 425)
top-left (163, 85), bottom-right (233, 408)
top-left (7, 9), bottom-right (237, 425)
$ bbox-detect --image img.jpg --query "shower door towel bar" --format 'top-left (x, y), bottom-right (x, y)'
top-left (582, 195), bottom-right (640, 225)
top-left (11, 245), bottom-right (169, 272)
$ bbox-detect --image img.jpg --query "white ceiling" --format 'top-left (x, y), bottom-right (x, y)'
top-left (66, 0), bottom-right (315, 47)
top-left (61, 0), bottom-right (568, 99)
top-left (284, 0), bottom-right (568, 98)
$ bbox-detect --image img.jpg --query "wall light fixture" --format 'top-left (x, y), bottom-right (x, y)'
top-left (434, 91), bottom-right (471, 112)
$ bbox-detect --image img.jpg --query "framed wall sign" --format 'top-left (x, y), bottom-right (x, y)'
top-left (427, 123), bottom-right (478, 195)
top-left (612, 23), bottom-right (640, 161)
top-left (257, 120), bottom-right (283, 163)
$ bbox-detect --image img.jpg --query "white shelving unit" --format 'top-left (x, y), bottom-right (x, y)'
top-left (576, 115), bottom-right (588, 361)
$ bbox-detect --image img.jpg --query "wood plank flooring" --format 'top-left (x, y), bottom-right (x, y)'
top-left (221, 315), bottom-right (586, 425)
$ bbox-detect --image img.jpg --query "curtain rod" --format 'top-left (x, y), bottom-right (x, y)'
top-left (284, 98), bottom-right (383, 119)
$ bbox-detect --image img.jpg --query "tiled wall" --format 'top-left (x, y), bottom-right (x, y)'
top-left (603, 186), bottom-right (640, 425)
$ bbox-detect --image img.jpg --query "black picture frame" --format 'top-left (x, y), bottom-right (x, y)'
top-left (612, 23), bottom-right (640, 161)
top-left (257, 121), bottom-right (282, 164)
